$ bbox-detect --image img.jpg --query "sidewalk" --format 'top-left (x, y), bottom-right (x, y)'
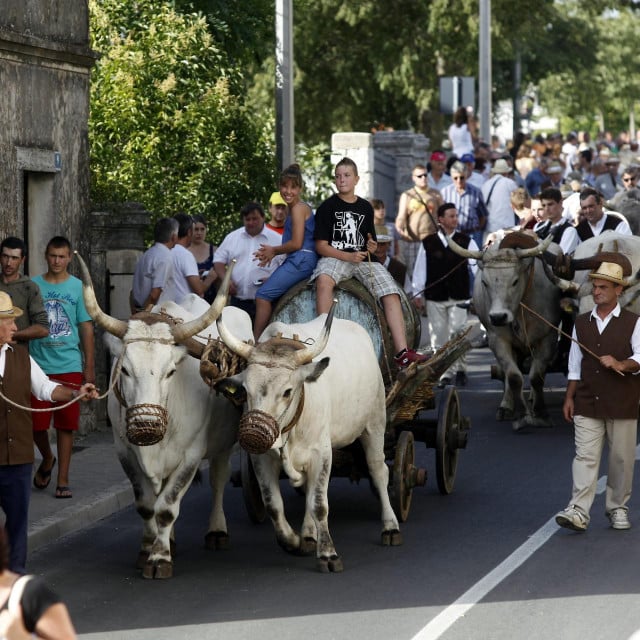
top-left (28, 429), bottom-right (133, 555)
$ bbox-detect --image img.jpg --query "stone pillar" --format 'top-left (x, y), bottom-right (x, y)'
top-left (330, 131), bottom-right (430, 219)
top-left (330, 132), bottom-right (375, 198)
top-left (85, 203), bottom-right (151, 431)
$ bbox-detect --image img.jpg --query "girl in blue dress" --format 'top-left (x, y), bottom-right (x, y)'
top-left (253, 164), bottom-right (318, 340)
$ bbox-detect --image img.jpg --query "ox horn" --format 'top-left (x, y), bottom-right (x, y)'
top-left (172, 261), bottom-right (235, 343)
top-left (75, 252), bottom-right (128, 338)
top-left (216, 312), bottom-right (254, 362)
top-left (294, 299), bottom-right (338, 365)
top-left (514, 234), bottom-right (554, 258)
top-left (446, 235), bottom-right (483, 260)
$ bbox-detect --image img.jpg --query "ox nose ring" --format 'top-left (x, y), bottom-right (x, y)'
top-left (238, 410), bottom-right (279, 454)
top-left (125, 404), bottom-right (168, 446)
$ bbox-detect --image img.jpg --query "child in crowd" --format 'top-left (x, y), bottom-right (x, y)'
top-left (253, 164), bottom-right (318, 340)
top-left (312, 157), bottom-right (428, 369)
top-left (370, 198), bottom-right (399, 258)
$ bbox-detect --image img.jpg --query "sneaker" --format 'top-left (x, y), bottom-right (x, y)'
top-left (608, 508), bottom-right (631, 530)
top-left (555, 506), bottom-right (588, 532)
top-left (394, 348), bottom-right (430, 369)
top-left (437, 377), bottom-right (452, 389)
top-left (455, 371), bottom-right (468, 386)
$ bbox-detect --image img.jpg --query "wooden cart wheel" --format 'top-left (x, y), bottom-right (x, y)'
top-left (240, 451), bottom-right (266, 524)
top-left (391, 430), bottom-right (415, 523)
top-left (436, 385), bottom-right (461, 495)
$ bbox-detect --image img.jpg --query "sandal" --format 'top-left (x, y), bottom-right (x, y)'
top-left (55, 486), bottom-right (72, 499)
top-left (33, 457), bottom-right (56, 490)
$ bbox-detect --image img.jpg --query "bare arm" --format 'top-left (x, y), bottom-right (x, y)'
top-left (79, 321), bottom-right (95, 384)
top-left (34, 602), bottom-right (77, 640)
top-left (213, 262), bottom-right (237, 296)
top-left (315, 239), bottom-right (368, 264)
top-left (563, 380), bottom-right (578, 423)
top-left (255, 203), bottom-right (308, 266)
top-left (395, 192), bottom-right (412, 240)
top-left (12, 325), bottom-right (48, 342)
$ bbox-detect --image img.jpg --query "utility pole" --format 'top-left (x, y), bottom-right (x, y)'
top-left (478, 0), bottom-right (491, 142)
top-left (275, 0), bottom-right (294, 170)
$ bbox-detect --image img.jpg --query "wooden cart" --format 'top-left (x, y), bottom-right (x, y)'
top-left (216, 279), bottom-right (472, 523)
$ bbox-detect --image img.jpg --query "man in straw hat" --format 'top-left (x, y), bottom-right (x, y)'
top-left (481, 157), bottom-right (518, 236)
top-left (0, 292), bottom-right (98, 572)
top-left (556, 261), bottom-right (640, 532)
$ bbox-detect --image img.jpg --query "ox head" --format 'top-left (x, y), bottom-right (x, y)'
top-left (76, 253), bottom-right (234, 446)
top-left (448, 233), bottom-right (553, 327)
top-left (216, 303), bottom-right (337, 454)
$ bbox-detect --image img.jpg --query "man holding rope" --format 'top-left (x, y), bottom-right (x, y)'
top-left (556, 261), bottom-right (640, 533)
top-left (0, 292), bottom-right (97, 572)
top-left (411, 203), bottom-right (478, 387)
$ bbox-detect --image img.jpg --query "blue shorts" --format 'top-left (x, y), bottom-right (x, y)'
top-left (256, 251), bottom-right (318, 302)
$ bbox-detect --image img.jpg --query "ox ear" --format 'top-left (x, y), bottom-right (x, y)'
top-left (302, 356), bottom-right (330, 383)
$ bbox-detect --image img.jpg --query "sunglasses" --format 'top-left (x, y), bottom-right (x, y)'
top-left (453, 176), bottom-right (466, 181)
top-left (623, 177), bottom-right (636, 182)
top-left (414, 173), bottom-right (428, 179)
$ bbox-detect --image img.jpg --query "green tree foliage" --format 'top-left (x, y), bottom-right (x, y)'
top-left (540, 7), bottom-right (640, 135)
top-left (89, 0), bottom-right (277, 243)
top-left (246, 0), bottom-right (627, 146)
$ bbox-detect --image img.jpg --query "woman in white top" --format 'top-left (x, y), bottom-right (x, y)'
top-left (448, 106), bottom-right (475, 158)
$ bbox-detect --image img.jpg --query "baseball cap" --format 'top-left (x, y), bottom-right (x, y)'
top-left (460, 153), bottom-right (475, 163)
top-left (430, 151), bottom-right (446, 162)
top-left (269, 191), bottom-right (287, 206)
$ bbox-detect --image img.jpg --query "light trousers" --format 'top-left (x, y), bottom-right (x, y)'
top-left (569, 414), bottom-right (638, 521)
top-left (426, 298), bottom-right (467, 379)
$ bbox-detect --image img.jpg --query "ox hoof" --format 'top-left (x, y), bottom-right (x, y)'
top-left (299, 537), bottom-right (317, 555)
top-left (381, 529), bottom-right (403, 546)
top-left (317, 555), bottom-right (343, 573)
top-left (277, 536), bottom-right (304, 556)
top-left (496, 407), bottom-right (516, 421)
top-left (136, 550), bottom-right (150, 570)
top-left (142, 559), bottom-right (173, 579)
top-left (205, 531), bottom-right (230, 551)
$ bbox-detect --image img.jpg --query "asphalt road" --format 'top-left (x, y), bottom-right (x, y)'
top-left (29, 347), bottom-right (640, 640)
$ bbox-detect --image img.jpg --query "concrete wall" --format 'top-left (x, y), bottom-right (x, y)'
top-left (331, 131), bottom-right (430, 219)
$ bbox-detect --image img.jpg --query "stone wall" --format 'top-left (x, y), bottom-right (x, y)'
top-left (0, 1), bottom-right (96, 270)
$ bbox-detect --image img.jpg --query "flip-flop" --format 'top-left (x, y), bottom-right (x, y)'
top-left (55, 486), bottom-right (72, 499)
top-left (33, 457), bottom-right (56, 490)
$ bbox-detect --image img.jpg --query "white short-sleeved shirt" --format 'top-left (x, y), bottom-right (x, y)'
top-left (213, 225), bottom-right (284, 301)
top-left (165, 244), bottom-right (200, 304)
top-left (132, 243), bottom-right (175, 307)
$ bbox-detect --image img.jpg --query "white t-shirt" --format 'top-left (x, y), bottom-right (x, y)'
top-left (165, 243), bottom-right (200, 304)
top-left (448, 123), bottom-right (474, 157)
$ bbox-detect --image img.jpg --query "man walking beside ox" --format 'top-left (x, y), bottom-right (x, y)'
top-left (556, 261), bottom-right (640, 532)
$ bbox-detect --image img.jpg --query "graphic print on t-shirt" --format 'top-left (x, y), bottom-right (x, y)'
top-left (332, 210), bottom-right (364, 250)
top-left (44, 298), bottom-right (72, 339)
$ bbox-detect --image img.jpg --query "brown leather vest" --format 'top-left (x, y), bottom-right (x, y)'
top-left (574, 308), bottom-right (640, 419)
top-left (0, 345), bottom-right (34, 465)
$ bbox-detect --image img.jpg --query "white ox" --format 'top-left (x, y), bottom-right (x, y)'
top-left (77, 257), bottom-right (252, 578)
top-left (561, 231), bottom-right (640, 315)
top-left (216, 306), bottom-right (402, 573)
top-left (449, 234), bottom-right (560, 431)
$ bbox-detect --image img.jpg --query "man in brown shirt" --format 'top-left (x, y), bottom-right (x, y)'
top-left (556, 262), bottom-right (640, 533)
top-left (0, 292), bottom-right (97, 572)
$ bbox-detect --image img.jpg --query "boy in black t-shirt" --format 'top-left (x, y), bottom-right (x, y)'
top-left (312, 157), bottom-right (429, 368)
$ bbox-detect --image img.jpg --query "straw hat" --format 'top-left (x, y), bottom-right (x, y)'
top-left (588, 261), bottom-right (627, 286)
top-left (374, 225), bottom-right (392, 243)
top-left (491, 158), bottom-right (511, 175)
top-left (0, 292), bottom-right (23, 319)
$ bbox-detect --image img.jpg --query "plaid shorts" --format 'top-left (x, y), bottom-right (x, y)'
top-left (311, 257), bottom-right (400, 299)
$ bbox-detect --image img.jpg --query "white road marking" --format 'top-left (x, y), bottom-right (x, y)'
top-left (411, 443), bottom-right (640, 640)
